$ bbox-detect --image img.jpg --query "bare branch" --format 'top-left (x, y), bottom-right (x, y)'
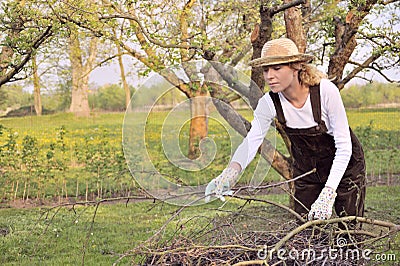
top-left (338, 53), bottom-right (382, 89)
top-left (345, 58), bottom-right (398, 84)
top-left (234, 168), bottom-right (316, 194)
top-left (270, 0), bottom-right (306, 15)
top-left (79, 52), bottom-right (130, 79)
top-left (229, 43), bottom-right (252, 67)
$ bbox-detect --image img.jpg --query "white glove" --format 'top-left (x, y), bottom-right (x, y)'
top-left (308, 187), bottom-right (337, 220)
top-left (205, 167), bottom-right (239, 202)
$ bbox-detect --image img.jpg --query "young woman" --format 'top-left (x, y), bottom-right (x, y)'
top-left (205, 38), bottom-right (366, 222)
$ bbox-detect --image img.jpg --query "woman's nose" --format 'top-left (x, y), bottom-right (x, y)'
top-left (264, 70), bottom-right (272, 80)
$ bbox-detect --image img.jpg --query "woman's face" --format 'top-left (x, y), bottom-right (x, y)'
top-left (263, 64), bottom-right (298, 93)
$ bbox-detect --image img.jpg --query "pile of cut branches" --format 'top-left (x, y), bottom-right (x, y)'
top-left (126, 196), bottom-right (400, 266)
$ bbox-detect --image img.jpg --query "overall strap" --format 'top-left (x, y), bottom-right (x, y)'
top-left (269, 91), bottom-right (286, 126)
top-left (309, 84), bottom-right (322, 125)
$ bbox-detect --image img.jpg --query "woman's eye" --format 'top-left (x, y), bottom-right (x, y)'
top-left (273, 66), bottom-right (281, 70)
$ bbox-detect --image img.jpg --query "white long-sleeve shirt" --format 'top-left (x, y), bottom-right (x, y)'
top-left (231, 79), bottom-right (352, 190)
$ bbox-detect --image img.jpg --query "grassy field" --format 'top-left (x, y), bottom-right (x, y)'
top-left (0, 113), bottom-right (133, 203)
top-left (0, 108), bottom-right (399, 265)
top-left (0, 108), bottom-right (398, 202)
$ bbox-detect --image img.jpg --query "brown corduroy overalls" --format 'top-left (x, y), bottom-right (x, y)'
top-left (269, 84), bottom-right (366, 222)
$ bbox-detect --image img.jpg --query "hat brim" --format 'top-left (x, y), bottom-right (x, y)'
top-left (248, 54), bottom-right (314, 68)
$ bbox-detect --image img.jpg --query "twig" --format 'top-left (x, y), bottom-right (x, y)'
top-left (82, 201), bottom-right (101, 266)
top-left (234, 168), bottom-right (317, 193)
top-left (233, 260), bottom-right (268, 266)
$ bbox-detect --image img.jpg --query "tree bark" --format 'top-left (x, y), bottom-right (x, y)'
top-left (328, 0), bottom-right (378, 89)
top-left (283, 0), bottom-right (307, 53)
top-left (204, 1), bottom-right (309, 182)
top-left (250, 0), bottom-right (306, 97)
top-left (117, 45), bottom-right (131, 111)
top-left (32, 55), bottom-right (42, 116)
top-left (68, 31), bottom-right (98, 117)
top-left (188, 85), bottom-right (209, 159)
top-left (249, 7), bottom-right (273, 103)
top-left (301, 0), bottom-right (311, 37)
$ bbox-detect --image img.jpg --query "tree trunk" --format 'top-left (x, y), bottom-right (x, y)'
top-left (301, 0), bottom-right (312, 38)
top-left (117, 45), bottom-right (131, 111)
top-left (32, 55), bottom-right (42, 116)
top-left (188, 86), bottom-right (208, 159)
top-left (248, 1), bottom-right (307, 208)
top-left (249, 7), bottom-right (274, 106)
top-left (283, 0), bottom-right (306, 53)
top-left (69, 64), bottom-right (91, 117)
top-left (328, 0), bottom-right (377, 88)
top-left (68, 31), bottom-right (98, 117)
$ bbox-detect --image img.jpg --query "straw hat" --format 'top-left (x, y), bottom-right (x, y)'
top-left (249, 38), bottom-right (314, 67)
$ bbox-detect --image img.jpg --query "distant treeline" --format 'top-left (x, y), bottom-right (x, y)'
top-left (0, 83), bottom-right (135, 115)
top-left (341, 82), bottom-right (400, 108)
top-left (0, 82), bottom-right (399, 115)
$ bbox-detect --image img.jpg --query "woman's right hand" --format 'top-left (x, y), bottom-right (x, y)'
top-left (204, 167), bottom-right (240, 202)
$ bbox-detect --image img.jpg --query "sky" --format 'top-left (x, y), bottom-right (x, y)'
top-left (90, 64), bottom-right (122, 87)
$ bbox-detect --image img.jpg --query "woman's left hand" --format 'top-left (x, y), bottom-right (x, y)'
top-left (308, 186), bottom-right (337, 220)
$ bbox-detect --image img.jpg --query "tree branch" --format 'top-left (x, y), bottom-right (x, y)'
top-left (328, 0), bottom-right (378, 85)
top-left (79, 52), bottom-right (130, 79)
top-left (209, 85), bottom-right (292, 180)
top-left (99, 3), bottom-right (200, 51)
top-left (179, 0), bottom-right (196, 62)
top-left (270, 0), bottom-right (306, 15)
top-left (229, 43), bottom-right (252, 67)
top-left (0, 26), bottom-right (53, 86)
top-left (338, 53), bottom-right (382, 88)
top-left (206, 61), bottom-right (252, 101)
top-left (345, 57), bottom-right (398, 84)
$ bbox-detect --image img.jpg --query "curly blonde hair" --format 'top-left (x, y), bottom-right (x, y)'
top-left (290, 62), bottom-right (327, 87)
